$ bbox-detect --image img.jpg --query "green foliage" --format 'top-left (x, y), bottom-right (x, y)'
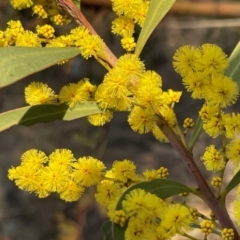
top-left (135, 0), bottom-right (176, 57)
top-left (225, 41), bottom-right (240, 88)
top-left (222, 170), bottom-right (240, 198)
top-left (101, 221), bottom-right (112, 240)
top-left (116, 179), bottom-right (194, 206)
top-left (0, 102), bottom-right (101, 132)
top-left (188, 116), bottom-right (203, 150)
top-left (112, 223), bottom-right (125, 240)
top-left (0, 47), bottom-right (80, 87)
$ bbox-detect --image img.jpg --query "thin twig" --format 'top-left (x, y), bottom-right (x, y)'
top-left (55, 0), bottom-right (117, 68)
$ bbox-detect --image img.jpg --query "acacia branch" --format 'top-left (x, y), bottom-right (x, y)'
top-left (155, 113), bottom-right (239, 239)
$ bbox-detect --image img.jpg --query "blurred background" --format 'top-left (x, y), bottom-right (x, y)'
top-left (0, 0), bottom-right (240, 239)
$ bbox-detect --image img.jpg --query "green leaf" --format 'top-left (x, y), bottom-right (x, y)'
top-left (112, 179), bottom-right (193, 240)
top-left (112, 223), bottom-right (126, 240)
top-left (117, 179), bottom-right (193, 208)
top-left (101, 221), bottom-right (113, 240)
top-left (225, 41), bottom-right (240, 88)
top-left (222, 170), bottom-right (240, 196)
top-left (0, 102), bottom-right (101, 132)
top-left (135, 0), bottom-right (176, 57)
top-left (188, 116), bottom-right (203, 150)
top-left (0, 47), bottom-right (80, 88)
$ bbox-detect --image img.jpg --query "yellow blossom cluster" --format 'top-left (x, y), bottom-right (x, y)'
top-left (173, 44), bottom-right (238, 108)
top-left (93, 54), bottom-right (182, 141)
top-left (8, 149), bottom-right (170, 202)
top-left (23, 51), bottom-right (182, 135)
top-left (111, 0), bottom-right (150, 51)
top-left (10, 0), bottom-right (70, 25)
top-left (183, 117), bottom-right (195, 129)
top-left (174, 44), bottom-right (239, 138)
top-left (0, 21), bottom-right (105, 60)
top-left (119, 192), bottom-right (194, 239)
top-left (9, 0), bottom-right (151, 51)
top-left (8, 148), bottom-right (199, 239)
top-left (211, 177), bottom-right (222, 188)
top-left (9, 0), bottom-right (152, 52)
top-left (201, 145), bottom-right (225, 172)
top-left (8, 149), bottom-right (105, 201)
top-left (221, 228), bottom-right (235, 240)
top-left (143, 167), bottom-right (169, 180)
top-left (24, 78), bottom-right (95, 105)
top-left (200, 220), bottom-right (214, 234)
top-left (24, 81), bottom-right (58, 105)
top-left (24, 79), bottom-right (114, 126)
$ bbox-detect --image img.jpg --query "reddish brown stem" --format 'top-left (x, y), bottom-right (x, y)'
top-left (55, 0), bottom-right (117, 67)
